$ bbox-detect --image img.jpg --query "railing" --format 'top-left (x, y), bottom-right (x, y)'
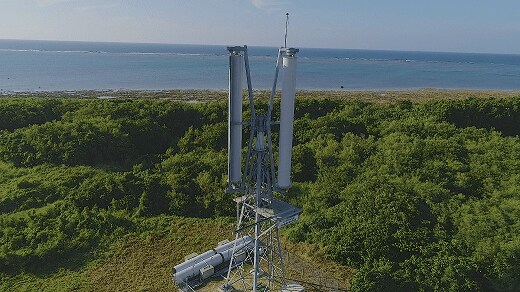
top-left (285, 277), bottom-right (348, 292)
top-left (282, 249), bottom-right (350, 291)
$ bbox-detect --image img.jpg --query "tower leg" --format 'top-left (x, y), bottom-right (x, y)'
top-left (253, 131), bottom-right (264, 292)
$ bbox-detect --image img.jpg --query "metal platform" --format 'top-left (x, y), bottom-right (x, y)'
top-left (256, 198), bottom-right (302, 228)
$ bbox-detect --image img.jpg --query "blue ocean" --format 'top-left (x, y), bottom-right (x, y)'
top-left (1, 39), bottom-right (520, 91)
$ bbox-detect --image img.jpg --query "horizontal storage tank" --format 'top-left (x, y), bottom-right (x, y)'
top-left (172, 235), bottom-right (254, 284)
top-left (228, 53), bottom-right (243, 185)
top-left (173, 252), bottom-right (226, 284)
top-left (173, 239), bottom-right (254, 284)
top-left (277, 52), bottom-right (297, 189)
top-left (214, 235), bottom-right (253, 254)
top-left (219, 238), bottom-right (254, 262)
top-left (172, 249), bottom-right (215, 275)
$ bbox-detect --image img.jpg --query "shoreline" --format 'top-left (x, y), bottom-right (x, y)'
top-left (1, 88), bottom-right (519, 103)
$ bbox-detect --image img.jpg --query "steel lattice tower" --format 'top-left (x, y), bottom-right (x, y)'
top-left (220, 46), bottom-right (301, 292)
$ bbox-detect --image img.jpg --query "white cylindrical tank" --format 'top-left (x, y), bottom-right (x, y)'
top-left (219, 236), bottom-right (254, 261)
top-left (214, 235), bottom-right (253, 254)
top-left (173, 238), bottom-right (254, 284)
top-left (277, 54), bottom-right (297, 189)
top-left (172, 249), bottom-right (215, 274)
top-left (173, 252), bottom-right (225, 284)
top-left (228, 54), bottom-right (243, 185)
top-left (220, 239), bottom-right (254, 262)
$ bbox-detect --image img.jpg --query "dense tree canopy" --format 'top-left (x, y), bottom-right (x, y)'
top-left (0, 96), bottom-right (519, 291)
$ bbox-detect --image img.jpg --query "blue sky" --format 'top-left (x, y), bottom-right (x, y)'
top-left (1, 0), bottom-right (520, 54)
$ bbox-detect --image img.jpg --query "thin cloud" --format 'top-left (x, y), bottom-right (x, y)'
top-left (251, 0), bottom-right (285, 12)
top-left (33, 0), bottom-right (75, 7)
top-left (32, 0), bottom-right (112, 11)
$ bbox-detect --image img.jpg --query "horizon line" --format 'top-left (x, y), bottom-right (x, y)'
top-left (1, 38), bottom-right (520, 57)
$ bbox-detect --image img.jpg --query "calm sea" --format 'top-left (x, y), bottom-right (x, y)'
top-left (1, 39), bottom-right (520, 91)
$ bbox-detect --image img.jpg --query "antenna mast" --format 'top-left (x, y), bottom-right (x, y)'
top-left (284, 13), bottom-right (289, 48)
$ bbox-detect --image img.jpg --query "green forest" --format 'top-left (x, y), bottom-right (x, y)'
top-left (0, 95), bottom-right (519, 291)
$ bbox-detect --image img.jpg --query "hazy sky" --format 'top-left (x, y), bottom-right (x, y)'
top-left (1, 0), bottom-right (520, 54)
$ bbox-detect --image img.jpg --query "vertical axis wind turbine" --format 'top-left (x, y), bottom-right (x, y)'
top-left (221, 13), bottom-right (302, 292)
